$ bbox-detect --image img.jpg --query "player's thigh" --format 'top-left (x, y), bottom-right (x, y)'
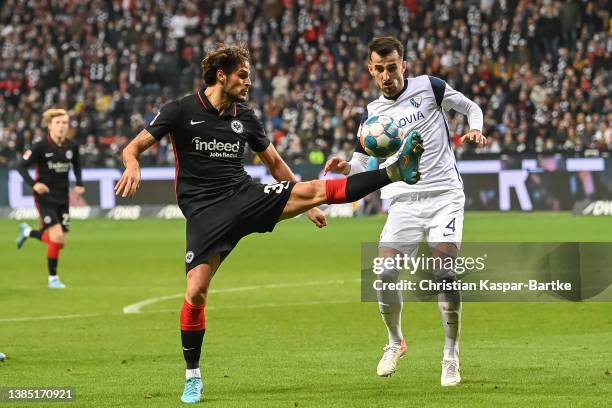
top-left (426, 189), bottom-right (465, 250)
top-left (38, 203), bottom-right (59, 231)
top-left (47, 225), bottom-right (67, 245)
top-left (379, 201), bottom-right (424, 255)
top-left (280, 180), bottom-right (327, 220)
top-left (58, 204), bottom-right (70, 233)
top-left (48, 205), bottom-right (69, 243)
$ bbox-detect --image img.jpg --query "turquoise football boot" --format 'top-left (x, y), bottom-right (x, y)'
top-left (181, 377), bottom-right (204, 404)
top-left (396, 130), bottom-right (424, 184)
top-left (16, 223), bottom-right (31, 249)
top-left (48, 277), bottom-right (67, 289)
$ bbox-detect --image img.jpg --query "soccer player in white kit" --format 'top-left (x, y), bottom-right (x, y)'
top-left (325, 37), bottom-right (487, 386)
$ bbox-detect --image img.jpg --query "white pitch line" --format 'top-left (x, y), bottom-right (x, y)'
top-left (0, 313), bottom-right (102, 323)
top-left (137, 299), bottom-right (357, 314)
top-left (0, 300), bottom-right (359, 323)
top-left (0, 279), bottom-right (362, 323)
top-left (122, 278), bottom-right (360, 314)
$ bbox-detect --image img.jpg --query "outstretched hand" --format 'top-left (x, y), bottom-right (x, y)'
top-left (307, 207), bottom-right (327, 228)
top-left (460, 130), bottom-right (487, 146)
top-left (323, 157), bottom-right (350, 176)
top-left (114, 164), bottom-right (141, 198)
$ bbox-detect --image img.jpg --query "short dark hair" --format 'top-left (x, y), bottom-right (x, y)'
top-left (201, 43), bottom-right (250, 86)
top-left (368, 36), bottom-right (404, 61)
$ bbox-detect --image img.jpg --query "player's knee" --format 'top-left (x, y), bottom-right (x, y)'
top-left (186, 271), bottom-right (211, 303)
top-left (434, 269), bottom-right (462, 299)
top-left (186, 283), bottom-right (208, 305)
top-left (297, 180), bottom-right (326, 203)
top-left (188, 279), bottom-right (209, 295)
top-left (378, 267), bottom-right (400, 283)
top-left (49, 231), bottom-right (65, 245)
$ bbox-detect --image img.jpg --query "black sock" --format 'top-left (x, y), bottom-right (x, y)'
top-left (345, 169), bottom-right (391, 202)
top-left (48, 258), bottom-right (58, 276)
top-left (30, 230), bottom-right (42, 240)
top-left (181, 330), bottom-right (205, 369)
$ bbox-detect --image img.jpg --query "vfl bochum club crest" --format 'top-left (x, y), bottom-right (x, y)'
top-left (409, 95), bottom-right (422, 108)
top-left (231, 120), bottom-right (244, 134)
top-left (185, 251), bottom-right (194, 263)
top-left (65, 150), bottom-right (73, 160)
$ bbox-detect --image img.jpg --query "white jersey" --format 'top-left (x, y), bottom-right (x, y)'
top-left (349, 75), bottom-right (483, 198)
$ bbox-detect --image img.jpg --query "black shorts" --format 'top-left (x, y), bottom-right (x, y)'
top-left (35, 200), bottom-right (70, 232)
top-left (185, 181), bottom-right (295, 271)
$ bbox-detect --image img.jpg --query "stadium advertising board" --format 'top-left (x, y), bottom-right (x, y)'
top-left (2, 157), bottom-right (611, 213)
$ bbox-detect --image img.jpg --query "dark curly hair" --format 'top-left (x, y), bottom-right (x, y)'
top-left (201, 43), bottom-right (250, 86)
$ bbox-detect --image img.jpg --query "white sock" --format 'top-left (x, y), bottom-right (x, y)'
top-left (378, 301), bottom-right (403, 346)
top-left (438, 292), bottom-right (461, 360)
top-left (24, 226), bottom-right (32, 236)
top-left (186, 368), bottom-right (201, 379)
top-left (48, 276), bottom-right (59, 282)
top-left (376, 268), bottom-right (403, 346)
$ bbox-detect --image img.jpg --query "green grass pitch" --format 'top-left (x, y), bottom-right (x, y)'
top-left (0, 213), bottom-right (611, 407)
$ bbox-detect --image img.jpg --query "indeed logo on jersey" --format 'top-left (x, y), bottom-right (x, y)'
top-left (47, 162), bottom-right (71, 172)
top-left (397, 110), bottom-right (425, 128)
top-left (192, 137), bottom-right (240, 159)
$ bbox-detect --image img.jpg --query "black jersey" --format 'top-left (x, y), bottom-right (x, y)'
top-left (145, 89), bottom-right (270, 218)
top-left (17, 136), bottom-right (83, 205)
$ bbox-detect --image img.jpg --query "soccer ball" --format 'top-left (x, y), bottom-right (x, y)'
top-left (359, 115), bottom-right (402, 158)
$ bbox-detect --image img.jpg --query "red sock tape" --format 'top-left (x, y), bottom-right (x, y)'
top-left (325, 178), bottom-right (347, 204)
top-left (180, 299), bottom-right (206, 331)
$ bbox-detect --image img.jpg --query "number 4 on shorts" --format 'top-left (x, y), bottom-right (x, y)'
top-left (445, 218), bottom-right (455, 232)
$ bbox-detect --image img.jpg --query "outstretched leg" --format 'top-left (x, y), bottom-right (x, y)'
top-left (281, 168), bottom-right (396, 219)
top-left (280, 130), bottom-right (424, 219)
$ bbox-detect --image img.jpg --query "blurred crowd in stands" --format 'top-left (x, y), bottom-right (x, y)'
top-left (0, 0), bottom-right (610, 168)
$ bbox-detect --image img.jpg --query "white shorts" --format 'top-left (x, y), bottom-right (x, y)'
top-left (379, 189), bottom-right (465, 256)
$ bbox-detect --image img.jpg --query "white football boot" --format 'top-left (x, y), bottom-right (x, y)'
top-left (376, 338), bottom-right (406, 377)
top-left (441, 359), bottom-right (461, 386)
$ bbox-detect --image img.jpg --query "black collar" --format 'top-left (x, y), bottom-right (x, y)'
top-left (197, 88), bottom-right (238, 117)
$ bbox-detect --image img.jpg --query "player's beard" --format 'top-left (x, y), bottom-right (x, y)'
top-left (223, 84), bottom-right (246, 104)
top-left (224, 85), bottom-right (248, 103)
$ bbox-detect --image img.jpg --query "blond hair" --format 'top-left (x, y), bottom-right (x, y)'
top-left (42, 108), bottom-right (69, 126)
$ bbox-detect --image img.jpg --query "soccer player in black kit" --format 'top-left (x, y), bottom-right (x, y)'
top-left (16, 108), bottom-right (85, 289)
top-left (115, 44), bottom-right (424, 404)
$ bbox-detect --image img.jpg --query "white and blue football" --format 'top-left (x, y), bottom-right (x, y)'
top-left (359, 115), bottom-right (402, 158)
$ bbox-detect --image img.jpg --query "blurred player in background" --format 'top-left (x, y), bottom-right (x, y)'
top-left (115, 43), bottom-right (424, 404)
top-left (15, 109), bottom-right (84, 289)
top-left (325, 36), bottom-right (487, 386)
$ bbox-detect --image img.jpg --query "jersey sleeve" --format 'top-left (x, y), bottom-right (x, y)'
top-left (428, 76), bottom-right (483, 131)
top-left (353, 107), bottom-right (368, 155)
top-left (346, 107), bottom-right (370, 175)
top-left (145, 100), bottom-right (181, 141)
top-left (71, 144), bottom-right (83, 186)
top-left (16, 143), bottom-right (43, 187)
top-left (246, 112), bottom-right (270, 153)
